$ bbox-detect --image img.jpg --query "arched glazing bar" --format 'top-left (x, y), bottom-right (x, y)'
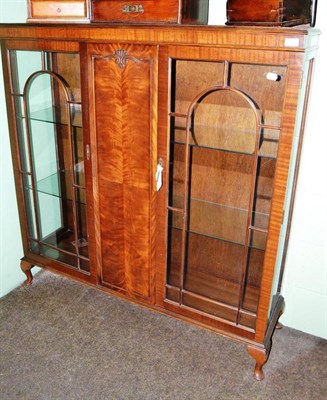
top-left (22, 69), bottom-right (86, 269)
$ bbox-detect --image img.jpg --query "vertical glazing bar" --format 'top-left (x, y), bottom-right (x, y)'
top-left (67, 101), bottom-right (81, 269)
top-left (41, 51), bottom-right (46, 71)
top-left (179, 106), bottom-right (192, 305)
top-left (23, 81), bottom-right (43, 253)
top-left (223, 61), bottom-right (230, 87)
top-left (236, 121), bottom-right (263, 323)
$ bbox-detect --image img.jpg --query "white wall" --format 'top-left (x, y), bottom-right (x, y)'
top-left (0, 0), bottom-right (326, 339)
top-left (277, 5), bottom-right (327, 339)
top-left (0, 1), bottom-right (28, 296)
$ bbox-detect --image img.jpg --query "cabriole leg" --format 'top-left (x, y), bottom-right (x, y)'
top-left (247, 345), bottom-right (268, 381)
top-left (20, 260), bottom-right (34, 286)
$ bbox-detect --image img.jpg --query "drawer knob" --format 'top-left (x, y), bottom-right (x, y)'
top-left (122, 5), bottom-right (144, 14)
top-left (57, 8), bottom-right (61, 13)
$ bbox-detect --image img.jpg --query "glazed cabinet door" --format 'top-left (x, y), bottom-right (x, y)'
top-left (85, 43), bottom-right (158, 303)
top-left (3, 40), bottom-right (96, 282)
top-left (156, 45), bottom-right (303, 340)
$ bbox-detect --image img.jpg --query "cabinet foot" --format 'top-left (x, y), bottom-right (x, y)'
top-left (20, 260), bottom-right (34, 286)
top-left (247, 345), bottom-right (268, 381)
top-left (275, 321), bottom-right (283, 330)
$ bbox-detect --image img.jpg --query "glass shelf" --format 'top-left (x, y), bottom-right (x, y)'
top-left (18, 105), bottom-right (82, 128)
top-left (26, 172), bottom-right (86, 204)
top-left (171, 126), bottom-right (279, 158)
top-left (171, 140), bottom-right (255, 157)
top-left (168, 225), bottom-right (267, 251)
top-left (169, 196), bottom-right (269, 248)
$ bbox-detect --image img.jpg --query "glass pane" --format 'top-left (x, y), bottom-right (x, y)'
top-left (230, 63), bottom-right (287, 127)
top-left (14, 96), bottom-right (31, 172)
top-left (259, 128), bottom-right (280, 159)
top-left (28, 103), bottom-right (82, 128)
top-left (184, 232), bottom-right (243, 307)
top-left (166, 213), bottom-right (182, 289)
top-left (10, 51), bottom-right (42, 94)
top-left (191, 90), bottom-right (257, 154)
top-left (22, 174), bottom-right (37, 240)
top-left (168, 142), bottom-right (185, 209)
top-left (252, 157), bottom-right (277, 232)
top-left (73, 126), bottom-right (85, 188)
top-left (49, 52), bottom-right (82, 102)
top-left (242, 246), bottom-right (265, 313)
top-left (172, 60), bottom-right (225, 114)
top-left (75, 189), bottom-right (89, 261)
top-left (41, 244), bottom-right (78, 268)
top-left (187, 147), bottom-right (253, 244)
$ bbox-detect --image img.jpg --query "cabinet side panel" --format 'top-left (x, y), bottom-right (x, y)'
top-left (89, 43), bottom-right (157, 301)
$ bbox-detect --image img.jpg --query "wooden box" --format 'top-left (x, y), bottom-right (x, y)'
top-left (226, 0), bottom-right (317, 26)
top-left (27, 0), bottom-right (90, 22)
top-left (91, 0), bottom-right (209, 24)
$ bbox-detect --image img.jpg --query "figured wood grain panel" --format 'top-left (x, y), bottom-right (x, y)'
top-left (89, 43), bottom-right (157, 302)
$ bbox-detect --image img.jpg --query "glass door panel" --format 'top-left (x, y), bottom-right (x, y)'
top-left (166, 59), bottom-right (285, 330)
top-left (9, 49), bottom-right (89, 273)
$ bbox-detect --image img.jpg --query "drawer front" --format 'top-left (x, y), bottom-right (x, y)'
top-left (92, 0), bottom-right (180, 23)
top-left (31, 1), bottom-right (87, 19)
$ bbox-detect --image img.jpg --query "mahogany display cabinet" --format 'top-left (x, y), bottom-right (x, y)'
top-left (0, 23), bottom-right (319, 380)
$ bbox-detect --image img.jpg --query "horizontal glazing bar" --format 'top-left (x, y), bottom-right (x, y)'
top-left (249, 226), bottom-right (268, 234)
top-left (260, 124), bottom-right (281, 131)
top-left (72, 183), bottom-right (86, 190)
top-left (168, 225), bottom-right (245, 247)
top-left (167, 206), bottom-right (183, 213)
top-left (169, 112), bottom-right (188, 118)
top-left (36, 239), bottom-right (89, 262)
top-left (171, 141), bottom-right (257, 157)
top-left (165, 301), bottom-right (255, 333)
top-left (166, 284), bottom-right (255, 319)
top-left (19, 170), bottom-right (32, 176)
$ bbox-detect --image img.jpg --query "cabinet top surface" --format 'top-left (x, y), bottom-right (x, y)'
top-left (0, 23), bottom-right (320, 51)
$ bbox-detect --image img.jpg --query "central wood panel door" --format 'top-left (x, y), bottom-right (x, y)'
top-left (85, 43), bottom-right (158, 303)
